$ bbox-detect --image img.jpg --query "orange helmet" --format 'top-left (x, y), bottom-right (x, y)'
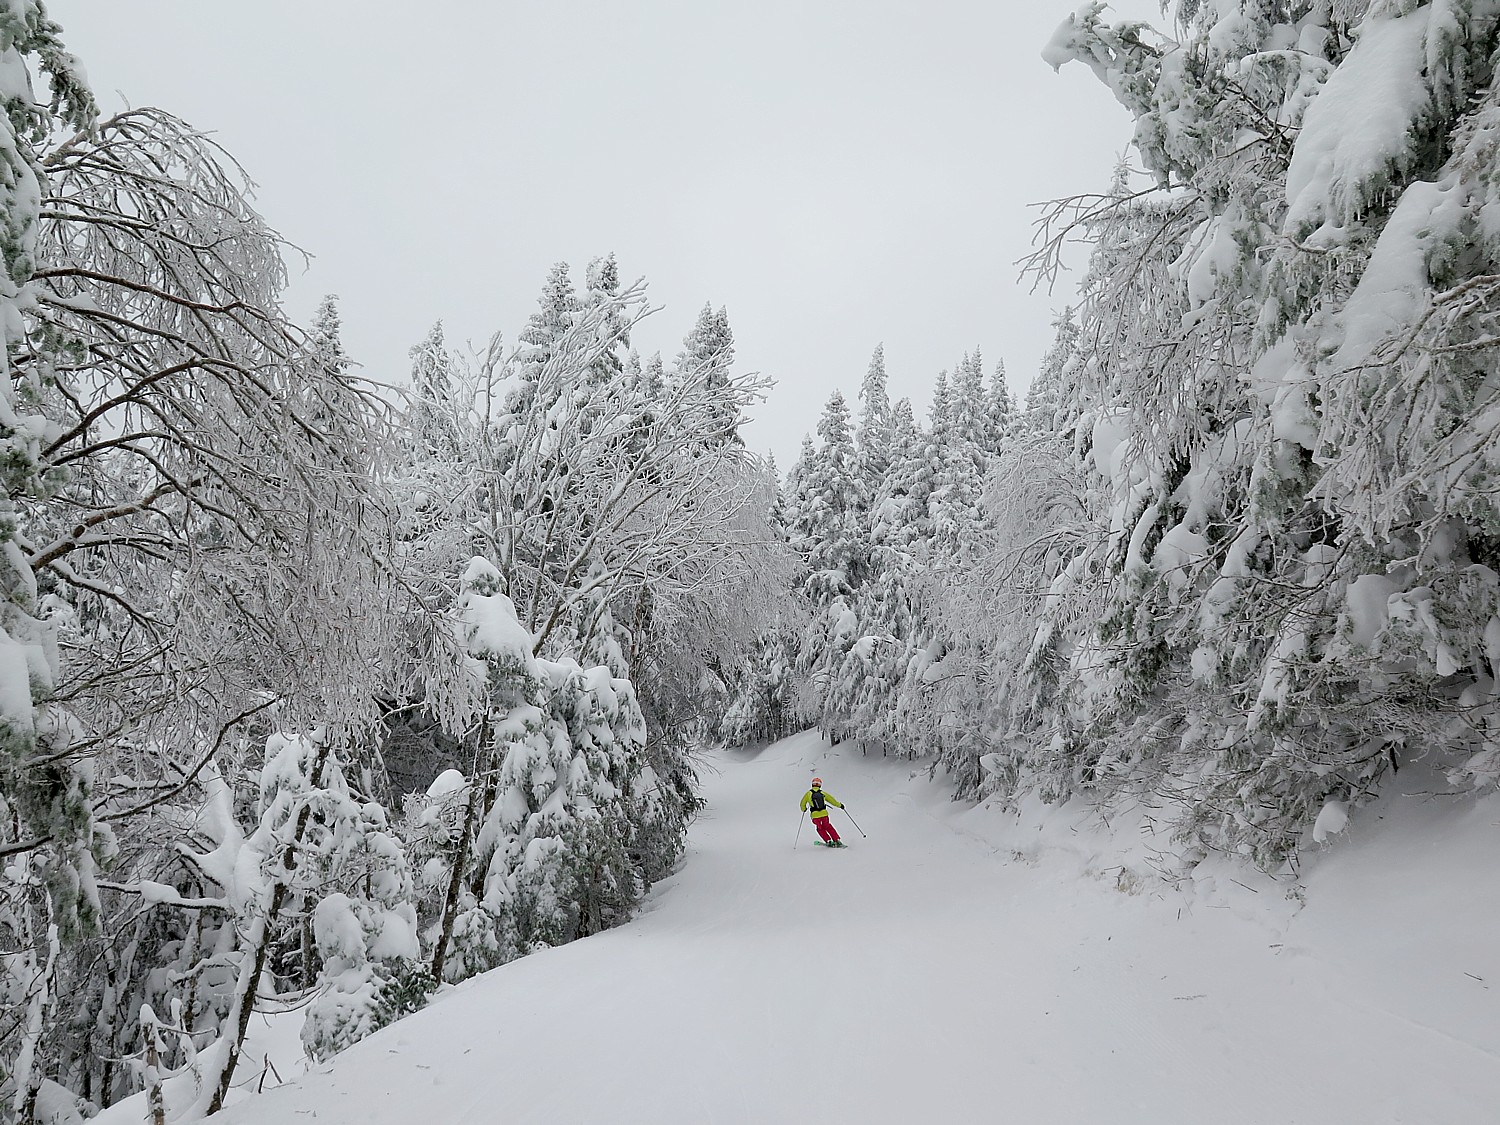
top-left (811, 778), bottom-right (822, 787)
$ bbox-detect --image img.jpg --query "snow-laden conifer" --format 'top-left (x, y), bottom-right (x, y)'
top-left (984, 0), bottom-right (1500, 863)
top-left (427, 558), bottom-right (666, 977)
top-left (856, 345), bottom-right (893, 490)
top-left (0, 8), bottom-right (97, 1117)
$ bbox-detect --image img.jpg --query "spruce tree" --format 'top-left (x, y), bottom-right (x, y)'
top-left (929, 368), bottom-right (953, 438)
top-left (676, 302), bottom-right (741, 445)
top-left (787, 393), bottom-right (872, 735)
top-left (950, 349), bottom-right (989, 452)
top-left (408, 320), bottom-right (460, 458)
top-left (856, 344), bottom-right (893, 491)
top-left (791, 391), bottom-right (868, 601)
top-left (872, 397), bottom-right (932, 549)
top-left (985, 359), bottom-right (1015, 452)
top-left (509, 262), bottom-right (579, 423)
top-left (584, 253), bottom-right (630, 382)
top-left (1024, 308), bottom-right (1078, 439)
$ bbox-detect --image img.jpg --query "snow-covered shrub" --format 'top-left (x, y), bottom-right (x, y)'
top-left (265, 739), bottom-right (428, 1061)
top-left (301, 890), bottom-right (430, 1062)
top-left (480, 659), bottom-right (651, 950)
top-left (427, 558), bottom-right (684, 982)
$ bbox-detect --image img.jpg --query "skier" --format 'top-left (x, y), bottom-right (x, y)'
top-left (800, 778), bottom-right (847, 847)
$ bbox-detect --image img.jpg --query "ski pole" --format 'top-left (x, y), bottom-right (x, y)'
top-left (794, 811), bottom-right (806, 849)
top-left (842, 808), bottom-right (867, 838)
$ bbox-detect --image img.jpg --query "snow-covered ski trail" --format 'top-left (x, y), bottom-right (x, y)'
top-left (218, 731), bottom-right (1499, 1125)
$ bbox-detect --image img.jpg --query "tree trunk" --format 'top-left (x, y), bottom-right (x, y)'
top-left (11, 891), bottom-right (58, 1125)
top-left (430, 781), bottom-right (479, 984)
top-left (207, 738), bottom-right (332, 1115)
top-left (142, 1006), bottom-right (167, 1125)
top-left (301, 907), bottom-right (316, 989)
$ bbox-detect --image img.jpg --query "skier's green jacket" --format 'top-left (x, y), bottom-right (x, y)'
top-left (800, 788), bottom-right (843, 820)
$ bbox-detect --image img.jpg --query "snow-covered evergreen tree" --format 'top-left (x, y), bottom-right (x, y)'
top-left (1023, 308), bottom-right (1078, 438)
top-left (0, 11), bottom-right (97, 1119)
top-left (675, 302), bottom-right (742, 446)
top-left (299, 776), bottom-right (426, 1062)
top-left (583, 253), bottom-right (630, 387)
top-left (788, 392), bottom-right (872, 735)
top-left (870, 397), bottom-right (932, 549)
top-left (985, 359), bottom-right (1015, 451)
top-left (856, 345), bottom-right (893, 491)
top-left (977, 0), bottom-right (1500, 863)
top-left (407, 319), bottom-right (460, 458)
top-left (927, 353), bottom-right (988, 553)
top-left (928, 368), bottom-right (953, 438)
top-left (432, 558), bottom-right (667, 976)
top-left (789, 391), bottom-right (868, 602)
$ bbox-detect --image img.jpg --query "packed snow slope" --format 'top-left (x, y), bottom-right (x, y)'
top-left (220, 731), bottom-right (1499, 1125)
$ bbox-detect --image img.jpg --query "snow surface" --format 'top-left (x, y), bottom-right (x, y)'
top-left (213, 731), bottom-right (1499, 1125)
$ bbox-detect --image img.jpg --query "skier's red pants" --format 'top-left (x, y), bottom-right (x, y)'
top-left (813, 816), bottom-right (841, 843)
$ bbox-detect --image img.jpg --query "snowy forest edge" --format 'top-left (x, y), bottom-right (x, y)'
top-left (6, 0), bottom-right (1500, 1120)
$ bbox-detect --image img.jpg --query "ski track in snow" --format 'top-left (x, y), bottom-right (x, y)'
top-left (216, 732), bottom-right (1500, 1125)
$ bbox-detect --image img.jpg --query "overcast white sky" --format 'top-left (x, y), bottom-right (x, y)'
top-left (57, 0), bottom-right (1161, 466)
